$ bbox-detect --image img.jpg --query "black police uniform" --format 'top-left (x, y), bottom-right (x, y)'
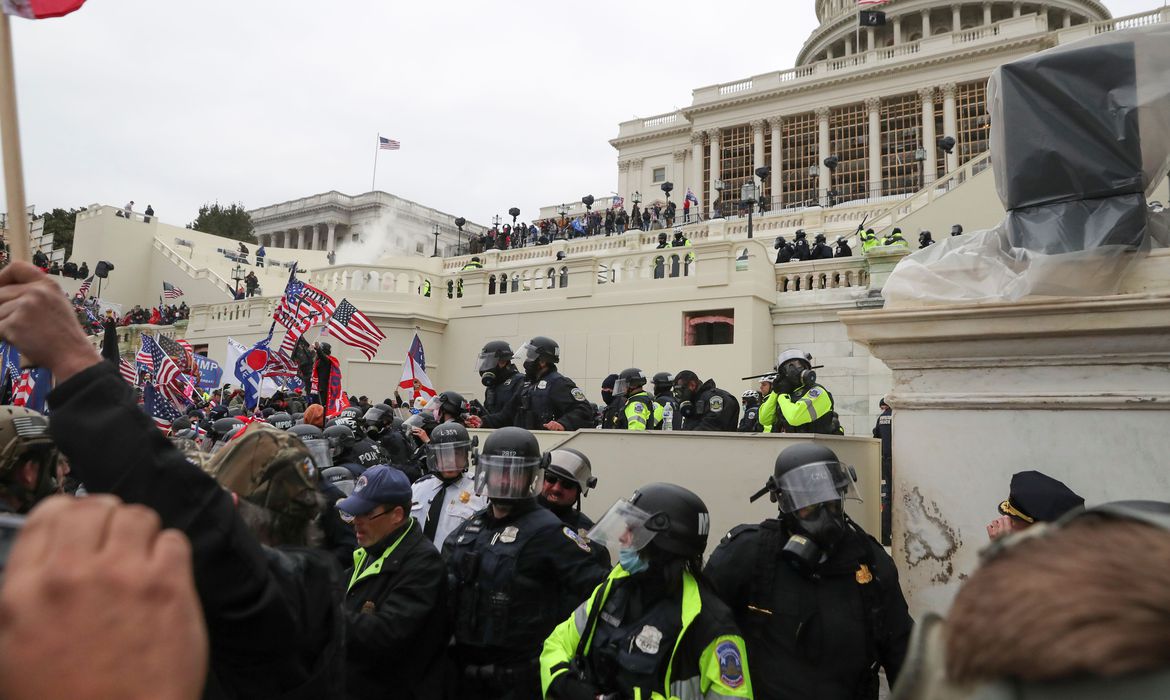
top-left (793, 236), bottom-right (811, 261)
top-left (442, 499), bottom-right (609, 700)
top-left (376, 428), bottom-right (413, 467)
top-left (343, 519), bottom-right (450, 700)
top-left (775, 241), bottom-right (795, 264)
top-left (482, 369), bottom-right (595, 431)
top-left (681, 380), bottom-right (740, 432)
top-left (539, 495), bottom-right (610, 569)
top-left (811, 240), bottom-right (834, 259)
top-left (483, 364), bottom-right (526, 415)
top-left (600, 395), bottom-right (624, 430)
top-left (48, 361), bottom-right (345, 699)
top-left (705, 520), bottom-right (913, 700)
top-left (654, 392), bottom-right (683, 430)
top-left (738, 404), bottom-right (762, 433)
top-left (872, 406), bottom-right (893, 544)
top-left (319, 475), bottom-right (360, 569)
top-left (342, 436), bottom-right (390, 471)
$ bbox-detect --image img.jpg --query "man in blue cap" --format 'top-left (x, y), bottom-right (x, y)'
top-left (337, 465), bottom-right (450, 699)
top-left (987, 470), bottom-right (1085, 540)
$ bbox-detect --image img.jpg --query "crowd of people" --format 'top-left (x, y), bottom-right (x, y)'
top-left (773, 223), bottom-right (965, 264)
top-left (0, 260), bottom-right (1165, 700)
top-left (465, 202), bottom-right (686, 254)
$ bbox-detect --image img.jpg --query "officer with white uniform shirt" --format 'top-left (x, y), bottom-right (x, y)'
top-left (411, 421), bottom-right (487, 548)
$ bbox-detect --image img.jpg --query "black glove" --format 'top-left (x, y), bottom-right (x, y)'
top-left (549, 673), bottom-right (603, 700)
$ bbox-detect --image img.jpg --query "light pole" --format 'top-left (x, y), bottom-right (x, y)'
top-left (454, 217), bottom-right (466, 255)
top-left (231, 263), bottom-right (244, 298)
top-left (807, 166), bottom-right (819, 207)
top-left (581, 195), bottom-right (594, 235)
top-left (823, 156), bottom-right (839, 207)
top-left (742, 167), bottom-right (770, 239)
top-left (914, 148), bottom-right (928, 191)
top-left (713, 179), bottom-right (725, 218)
top-left (431, 224), bottom-right (441, 257)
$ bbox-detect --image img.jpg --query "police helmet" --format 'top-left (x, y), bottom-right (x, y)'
top-left (262, 407), bottom-right (275, 418)
top-left (516, 336), bottom-right (560, 367)
top-left (775, 236), bottom-right (788, 247)
top-left (651, 371), bottom-right (674, 394)
top-left (170, 416), bottom-right (193, 435)
top-left (836, 236), bottom-right (847, 245)
top-left (794, 229), bottom-right (807, 238)
top-left (471, 256), bottom-right (481, 263)
top-left (759, 375), bottom-right (777, 392)
top-left (475, 340), bottom-right (514, 373)
top-left (318, 342), bottom-right (332, 354)
top-left (288, 424), bottom-right (323, 440)
top-left (742, 389), bottom-right (761, 401)
top-left (590, 482), bottom-right (710, 559)
top-left (673, 226), bottom-right (684, 236)
top-left (362, 403), bottom-right (394, 427)
top-left (546, 447), bottom-right (596, 496)
top-left (613, 368), bottom-right (647, 396)
top-left (434, 391), bottom-right (468, 419)
top-left (334, 407), bottom-right (361, 431)
top-left (211, 417), bottom-right (244, 441)
top-left (769, 443), bottom-right (858, 515)
top-left (426, 421), bottom-right (473, 474)
top-left (228, 407), bottom-right (245, 418)
top-left (291, 412), bottom-right (304, 423)
top-left (658, 232), bottom-right (668, 242)
top-left (0, 407), bottom-right (58, 512)
top-left (266, 412), bottom-right (294, 431)
top-left (776, 348), bottom-right (813, 372)
top-left (815, 233), bottom-right (826, 243)
top-left (951, 224), bottom-right (963, 236)
top-left (322, 424), bottom-right (356, 459)
top-left (474, 427), bottom-right (545, 502)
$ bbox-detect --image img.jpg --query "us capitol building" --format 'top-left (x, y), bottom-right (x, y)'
top-left (42, 0), bottom-right (1170, 619)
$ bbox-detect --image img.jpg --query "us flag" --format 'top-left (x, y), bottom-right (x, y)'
top-left (378, 136), bottom-right (400, 150)
top-left (275, 279), bottom-right (336, 330)
top-left (322, 299), bottom-right (385, 360)
top-left (141, 335), bottom-right (188, 407)
top-left (77, 275), bottom-right (94, 297)
top-left (163, 281), bottom-right (185, 299)
top-left (142, 382), bottom-right (182, 432)
top-left (119, 358), bottom-right (139, 386)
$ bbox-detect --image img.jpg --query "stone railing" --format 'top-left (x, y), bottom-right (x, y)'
top-left (88, 321), bottom-right (189, 357)
top-left (775, 256), bottom-right (870, 293)
top-left (308, 265), bottom-right (431, 296)
top-left (152, 238), bottom-right (237, 296)
top-left (857, 151), bottom-right (994, 241)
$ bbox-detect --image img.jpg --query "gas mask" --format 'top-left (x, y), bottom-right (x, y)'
top-left (782, 501), bottom-right (847, 572)
top-left (672, 385), bottom-right (695, 417)
top-left (480, 370), bottom-right (497, 387)
top-left (523, 360), bottom-right (541, 380)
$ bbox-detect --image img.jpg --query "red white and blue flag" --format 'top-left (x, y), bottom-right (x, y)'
top-left (141, 334), bottom-right (190, 408)
top-left (2, 0), bottom-right (86, 19)
top-left (397, 333), bottom-right (435, 402)
top-left (163, 281), bottom-right (185, 299)
top-left (119, 358), bottom-right (139, 386)
top-left (76, 275), bottom-right (93, 297)
top-left (142, 382), bottom-right (183, 432)
top-left (685, 188), bottom-right (700, 205)
top-left (322, 299), bottom-right (385, 360)
top-left (378, 136), bottom-right (401, 150)
top-left (275, 276), bottom-right (335, 330)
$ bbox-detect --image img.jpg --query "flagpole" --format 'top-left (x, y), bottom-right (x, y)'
top-left (0, 14), bottom-right (30, 263)
top-left (371, 134), bottom-right (379, 193)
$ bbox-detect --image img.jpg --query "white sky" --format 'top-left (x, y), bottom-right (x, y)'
top-left (1, 0), bottom-right (1161, 228)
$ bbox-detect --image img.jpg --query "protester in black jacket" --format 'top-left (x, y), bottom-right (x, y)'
top-left (337, 466), bottom-right (450, 700)
top-left (0, 261), bottom-right (344, 699)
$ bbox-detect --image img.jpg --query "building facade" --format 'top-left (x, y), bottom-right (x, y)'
top-left (611, 0), bottom-right (1153, 217)
top-left (248, 190), bottom-right (487, 259)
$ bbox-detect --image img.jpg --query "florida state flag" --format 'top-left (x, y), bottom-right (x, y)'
top-left (2, 0), bottom-right (85, 19)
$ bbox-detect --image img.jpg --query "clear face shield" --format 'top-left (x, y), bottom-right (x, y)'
top-left (587, 498), bottom-right (658, 554)
top-left (613, 377), bottom-right (640, 396)
top-left (473, 455), bottom-right (541, 500)
top-left (475, 352), bottom-right (500, 373)
top-left (301, 438), bottom-right (333, 471)
top-left (774, 461), bottom-right (860, 515)
top-left (362, 406), bottom-right (387, 426)
top-left (427, 442), bottom-right (470, 475)
top-left (513, 343), bottom-right (540, 368)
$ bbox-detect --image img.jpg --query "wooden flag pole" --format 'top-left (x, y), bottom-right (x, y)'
top-left (0, 13), bottom-right (30, 263)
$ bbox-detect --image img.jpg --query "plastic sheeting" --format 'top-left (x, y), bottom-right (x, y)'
top-left (884, 23), bottom-right (1170, 305)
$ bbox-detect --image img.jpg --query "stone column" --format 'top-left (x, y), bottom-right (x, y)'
top-left (894, 15), bottom-right (902, 43)
top-left (1012, 2), bottom-right (1021, 18)
top-left (690, 132), bottom-right (705, 206)
top-left (920, 87), bottom-right (937, 186)
top-left (630, 158), bottom-right (644, 203)
top-left (867, 26), bottom-right (875, 51)
top-left (751, 119), bottom-right (766, 179)
top-left (816, 107), bottom-right (831, 205)
top-left (769, 117), bottom-right (783, 210)
top-left (310, 224), bottom-right (320, 250)
top-left (1063, 11), bottom-right (1072, 28)
top-left (867, 97), bottom-right (883, 199)
top-left (983, 1), bottom-right (992, 26)
top-left (941, 83), bottom-right (958, 174)
top-left (921, 8), bottom-right (932, 36)
top-left (326, 223), bottom-right (336, 252)
top-left (707, 129), bottom-right (721, 216)
top-left (617, 160), bottom-right (631, 203)
top-left (300, 226), bottom-right (310, 249)
top-left (952, 4), bottom-right (962, 31)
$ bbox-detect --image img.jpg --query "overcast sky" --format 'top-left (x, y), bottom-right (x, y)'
top-left (2, 0), bottom-right (1159, 229)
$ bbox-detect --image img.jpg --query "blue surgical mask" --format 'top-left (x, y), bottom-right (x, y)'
top-left (619, 548), bottom-right (648, 575)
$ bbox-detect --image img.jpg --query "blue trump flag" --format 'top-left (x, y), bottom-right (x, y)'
top-left (234, 325), bottom-right (275, 409)
top-left (193, 355), bottom-right (224, 390)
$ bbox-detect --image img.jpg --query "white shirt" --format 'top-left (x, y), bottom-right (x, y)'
top-left (411, 472), bottom-right (487, 549)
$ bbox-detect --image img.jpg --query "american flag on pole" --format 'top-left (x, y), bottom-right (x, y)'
top-left (141, 334), bottom-right (189, 408)
top-left (274, 278), bottom-right (336, 330)
top-left (163, 281), bottom-right (185, 299)
top-left (322, 299), bottom-right (385, 360)
top-left (11, 370), bottom-right (34, 407)
top-left (378, 136), bottom-right (401, 150)
top-left (77, 275), bottom-right (93, 297)
top-left (119, 358), bottom-right (139, 386)
top-left (142, 382), bottom-right (182, 432)
top-left (397, 333), bottom-right (435, 402)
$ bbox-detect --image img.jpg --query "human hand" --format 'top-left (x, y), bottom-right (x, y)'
top-left (986, 515), bottom-right (1022, 541)
top-left (465, 415), bottom-right (482, 428)
top-left (544, 420), bottom-right (566, 432)
top-left (412, 426), bottom-right (430, 443)
top-left (0, 262), bottom-right (101, 382)
top-left (0, 495), bottom-right (207, 700)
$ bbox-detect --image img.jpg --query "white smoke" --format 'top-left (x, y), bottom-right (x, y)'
top-left (334, 209), bottom-right (403, 265)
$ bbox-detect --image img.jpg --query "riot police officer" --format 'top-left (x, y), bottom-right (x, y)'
top-left (672, 370), bottom-right (739, 432)
top-left (542, 483), bottom-right (754, 700)
top-left (363, 402), bottom-right (412, 466)
top-left (538, 447), bottom-right (608, 568)
top-left (834, 236), bottom-right (853, 258)
top-left (919, 230), bottom-right (935, 248)
top-left (412, 421), bottom-right (487, 548)
top-left (477, 340), bottom-right (526, 415)
top-left (335, 419), bottom-right (390, 470)
top-left (651, 371), bottom-right (682, 431)
top-left (860, 227), bottom-right (880, 253)
top-left (792, 229), bottom-right (811, 260)
top-left (266, 411), bottom-right (294, 431)
top-left (443, 427), bottom-right (608, 700)
top-left (774, 235), bottom-right (795, 264)
top-left (810, 232), bottom-right (833, 259)
top-left (481, 336), bottom-right (594, 432)
top-left (704, 443), bottom-right (912, 700)
top-left (759, 348), bottom-right (844, 435)
top-left (606, 368), bottom-right (663, 431)
top-left (738, 390), bottom-right (762, 433)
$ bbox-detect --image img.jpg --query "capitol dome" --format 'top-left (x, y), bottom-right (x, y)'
top-left (798, 0), bottom-right (1112, 65)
